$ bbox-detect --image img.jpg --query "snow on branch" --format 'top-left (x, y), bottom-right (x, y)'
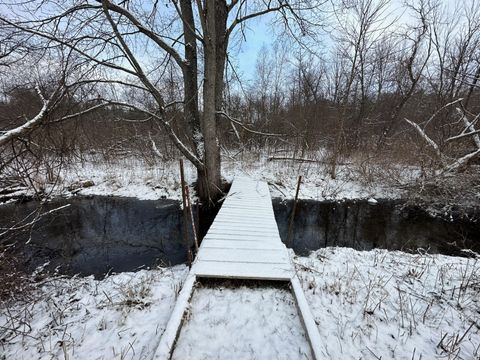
top-left (49, 103), bottom-right (110, 124)
top-left (404, 118), bottom-right (441, 158)
top-left (445, 108), bottom-right (480, 147)
top-left (422, 98), bottom-right (464, 129)
top-left (446, 129), bottom-right (480, 143)
top-left (149, 132), bottom-right (163, 159)
top-left (405, 105), bottom-right (480, 173)
top-left (444, 148), bottom-right (480, 173)
top-left (457, 108), bottom-right (480, 149)
top-left (0, 85), bottom-right (112, 147)
top-left (0, 85), bottom-right (57, 147)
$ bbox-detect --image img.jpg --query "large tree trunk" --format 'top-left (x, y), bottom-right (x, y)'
top-left (200, 0), bottom-right (222, 205)
top-left (179, 0), bottom-right (202, 159)
top-left (215, 0), bottom-right (228, 136)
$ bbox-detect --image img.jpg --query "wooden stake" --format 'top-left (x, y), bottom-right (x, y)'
top-left (286, 175), bottom-right (302, 247)
top-left (195, 199), bottom-right (200, 240)
top-left (185, 185), bottom-right (199, 253)
top-left (179, 159), bottom-right (192, 266)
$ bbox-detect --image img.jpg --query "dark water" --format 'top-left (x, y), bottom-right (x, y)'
top-left (0, 197), bottom-right (189, 276)
top-left (1, 196), bottom-right (478, 276)
top-left (273, 198), bottom-right (480, 256)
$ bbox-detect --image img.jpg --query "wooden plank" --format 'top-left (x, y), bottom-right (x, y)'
top-left (213, 218), bottom-right (275, 226)
top-left (201, 240), bottom-right (286, 250)
top-left (220, 201), bottom-right (271, 207)
top-left (215, 209), bottom-right (273, 221)
top-left (197, 248), bottom-right (289, 264)
top-left (209, 222), bottom-right (279, 230)
top-left (217, 207), bottom-right (272, 212)
top-left (207, 226), bottom-right (280, 235)
top-left (203, 233), bottom-right (281, 243)
top-left (222, 203), bottom-right (272, 209)
top-left (193, 261), bottom-right (292, 281)
top-left (210, 224), bottom-right (279, 237)
top-left (206, 229), bottom-right (280, 237)
top-left (212, 217), bottom-right (277, 226)
top-left (153, 274), bottom-right (196, 359)
top-left (205, 229), bottom-right (280, 236)
top-left (291, 276), bottom-right (323, 360)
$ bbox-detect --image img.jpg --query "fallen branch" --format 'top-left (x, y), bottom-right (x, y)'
top-left (444, 148), bottom-right (480, 173)
top-left (268, 157), bottom-right (320, 163)
top-left (422, 98), bottom-right (464, 129)
top-left (457, 108), bottom-right (480, 148)
top-left (445, 129), bottom-right (480, 143)
top-left (267, 156), bottom-right (352, 165)
top-left (404, 118), bottom-right (442, 158)
top-left (217, 111), bottom-right (284, 137)
top-left (405, 106), bottom-right (480, 173)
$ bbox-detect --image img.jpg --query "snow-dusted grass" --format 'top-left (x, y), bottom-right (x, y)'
top-left (295, 247), bottom-right (480, 359)
top-left (60, 157), bottom-right (192, 201)
top-left (0, 265), bottom-right (188, 360)
top-left (47, 152), bottom-right (412, 201)
top-left (1, 249), bottom-right (478, 359)
top-left (224, 153), bottom-right (413, 200)
top-left (172, 282), bottom-right (313, 359)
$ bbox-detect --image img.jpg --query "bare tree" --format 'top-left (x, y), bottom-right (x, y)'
top-left (0, 0), bottom-right (314, 204)
top-left (329, 0), bottom-right (392, 177)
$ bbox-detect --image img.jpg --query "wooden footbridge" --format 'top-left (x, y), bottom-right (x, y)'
top-left (153, 176), bottom-right (321, 359)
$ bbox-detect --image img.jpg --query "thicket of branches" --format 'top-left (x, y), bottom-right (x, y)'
top-left (227, 0), bottom-right (480, 177)
top-left (0, 0), bottom-right (479, 197)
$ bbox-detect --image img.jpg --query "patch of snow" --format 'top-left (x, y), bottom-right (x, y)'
top-left (29, 153), bottom-right (415, 201)
top-left (295, 247), bottom-right (480, 359)
top-left (2, 248), bottom-right (478, 359)
top-left (172, 283), bottom-right (313, 359)
top-left (0, 266), bottom-right (188, 359)
top-left (59, 158), bottom-right (191, 201)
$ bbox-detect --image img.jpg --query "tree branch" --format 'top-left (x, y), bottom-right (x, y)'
top-left (0, 85), bottom-right (62, 147)
top-left (102, 99), bottom-right (204, 169)
top-left (0, 16), bottom-right (138, 76)
top-left (217, 111), bottom-right (285, 137)
top-left (99, 0), bottom-right (187, 69)
top-left (227, 3), bottom-right (289, 38)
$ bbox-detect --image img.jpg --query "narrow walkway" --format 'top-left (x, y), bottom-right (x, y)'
top-left (154, 176), bottom-right (321, 359)
top-left (194, 176), bottom-right (292, 280)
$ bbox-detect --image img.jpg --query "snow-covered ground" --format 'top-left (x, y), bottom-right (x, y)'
top-left (19, 153), bottom-right (413, 202)
top-left (295, 248), bottom-right (480, 359)
top-left (172, 283), bottom-right (312, 359)
top-left (0, 266), bottom-right (188, 360)
top-left (2, 248), bottom-right (478, 359)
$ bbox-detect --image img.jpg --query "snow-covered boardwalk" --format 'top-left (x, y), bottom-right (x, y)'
top-left (154, 176), bottom-right (321, 359)
top-left (195, 176), bottom-right (292, 280)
